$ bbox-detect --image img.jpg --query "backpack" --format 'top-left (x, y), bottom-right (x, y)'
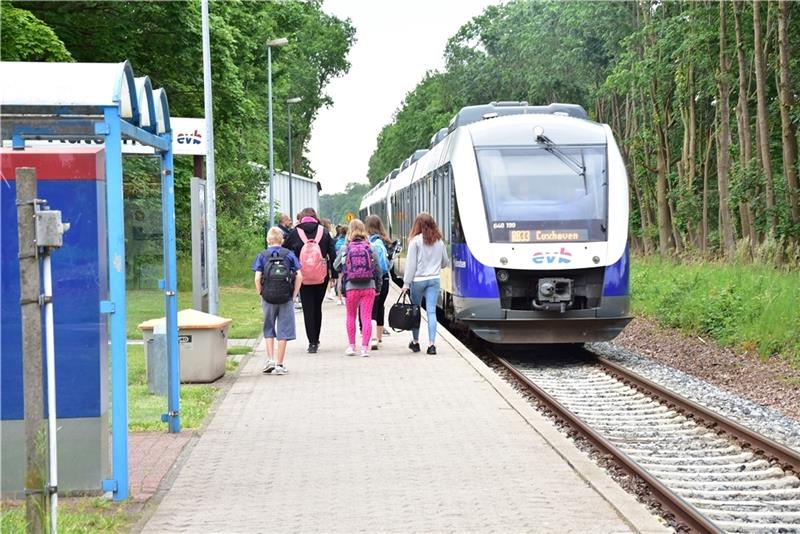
top-left (298, 226), bottom-right (328, 285)
top-left (368, 235), bottom-right (390, 275)
top-left (343, 240), bottom-right (374, 282)
top-left (260, 249), bottom-right (295, 304)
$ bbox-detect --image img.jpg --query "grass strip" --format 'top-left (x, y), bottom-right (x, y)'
top-left (127, 286), bottom-right (262, 339)
top-left (631, 256), bottom-right (800, 366)
top-left (126, 345), bottom-right (216, 432)
top-left (0, 497), bottom-right (131, 533)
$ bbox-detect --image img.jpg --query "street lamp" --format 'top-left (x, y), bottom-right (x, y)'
top-left (267, 37), bottom-right (288, 227)
top-left (286, 96), bottom-right (302, 220)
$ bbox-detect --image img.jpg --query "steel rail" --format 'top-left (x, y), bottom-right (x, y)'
top-left (595, 355), bottom-right (800, 472)
top-left (493, 353), bottom-right (724, 534)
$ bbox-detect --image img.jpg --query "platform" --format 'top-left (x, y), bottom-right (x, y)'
top-left (139, 286), bottom-right (668, 533)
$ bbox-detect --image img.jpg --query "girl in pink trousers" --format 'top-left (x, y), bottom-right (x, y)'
top-left (333, 219), bottom-right (383, 357)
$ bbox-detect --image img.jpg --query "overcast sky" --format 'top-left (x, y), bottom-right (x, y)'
top-left (307, 0), bottom-right (500, 194)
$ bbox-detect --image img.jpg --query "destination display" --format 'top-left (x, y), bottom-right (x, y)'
top-left (490, 220), bottom-right (600, 243)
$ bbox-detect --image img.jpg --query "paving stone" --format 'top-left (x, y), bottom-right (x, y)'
top-left (140, 294), bottom-right (668, 533)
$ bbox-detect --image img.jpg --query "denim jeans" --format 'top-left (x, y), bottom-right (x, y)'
top-left (410, 278), bottom-right (440, 344)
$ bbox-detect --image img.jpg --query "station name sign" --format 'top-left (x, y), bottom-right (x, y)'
top-left (2, 118), bottom-right (208, 156)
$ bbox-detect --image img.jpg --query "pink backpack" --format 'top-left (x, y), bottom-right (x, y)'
top-left (298, 226), bottom-right (327, 285)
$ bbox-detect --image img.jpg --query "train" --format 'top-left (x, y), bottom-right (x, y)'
top-left (359, 101), bottom-right (631, 344)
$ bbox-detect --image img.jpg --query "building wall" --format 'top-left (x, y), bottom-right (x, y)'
top-left (263, 170), bottom-right (320, 219)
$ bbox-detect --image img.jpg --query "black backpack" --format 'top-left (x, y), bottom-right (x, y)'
top-left (260, 249), bottom-right (295, 304)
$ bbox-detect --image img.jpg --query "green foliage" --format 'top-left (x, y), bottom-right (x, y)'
top-left (0, 4), bottom-right (72, 61)
top-left (319, 182), bottom-right (371, 224)
top-left (368, 0), bottom-right (800, 259)
top-left (10, 0), bottom-right (354, 255)
top-left (632, 257), bottom-right (800, 365)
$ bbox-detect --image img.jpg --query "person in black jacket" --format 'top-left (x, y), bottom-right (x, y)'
top-left (283, 207), bottom-right (337, 353)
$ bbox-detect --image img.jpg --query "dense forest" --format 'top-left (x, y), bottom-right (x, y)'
top-left (1, 0), bottom-right (355, 255)
top-left (368, 0), bottom-right (800, 266)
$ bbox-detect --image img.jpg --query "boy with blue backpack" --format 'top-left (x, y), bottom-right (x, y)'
top-left (333, 219), bottom-right (382, 357)
top-left (253, 227), bottom-right (303, 374)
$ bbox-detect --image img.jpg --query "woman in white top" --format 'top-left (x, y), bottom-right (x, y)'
top-left (401, 212), bottom-right (450, 354)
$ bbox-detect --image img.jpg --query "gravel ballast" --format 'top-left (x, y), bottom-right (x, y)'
top-left (591, 317), bottom-right (800, 452)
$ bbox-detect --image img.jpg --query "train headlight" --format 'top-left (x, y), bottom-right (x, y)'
top-left (497, 269), bottom-right (510, 283)
top-left (533, 125), bottom-right (544, 138)
top-left (500, 256), bottom-right (508, 265)
top-left (593, 256), bottom-right (600, 264)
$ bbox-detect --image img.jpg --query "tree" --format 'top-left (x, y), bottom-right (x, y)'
top-left (777, 0), bottom-right (799, 226)
top-left (319, 182), bottom-right (371, 224)
top-left (0, 4), bottom-right (72, 61)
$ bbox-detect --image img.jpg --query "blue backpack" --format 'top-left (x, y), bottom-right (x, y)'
top-left (368, 235), bottom-right (390, 275)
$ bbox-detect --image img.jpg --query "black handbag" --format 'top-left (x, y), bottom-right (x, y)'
top-left (388, 292), bottom-right (421, 332)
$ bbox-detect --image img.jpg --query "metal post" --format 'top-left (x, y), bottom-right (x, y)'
top-left (16, 166), bottom-right (46, 533)
top-left (201, 0), bottom-right (220, 315)
top-left (268, 45), bottom-right (275, 227)
top-left (288, 103), bottom-right (294, 219)
top-left (42, 254), bottom-right (58, 534)
top-left (160, 138), bottom-right (181, 433)
top-left (104, 106), bottom-right (129, 501)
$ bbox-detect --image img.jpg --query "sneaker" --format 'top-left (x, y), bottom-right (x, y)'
top-left (273, 364), bottom-right (288, 375)
top-left (370, 338), bottom-right (379, 350)
top-left (360, 347), bottom-right (370, 357)
top-left (426, 345), bottom-right (437, 355)
top-left (345, 345), bottom-right (356, 356)
top-left (307, 343), bottom-right (318, 354)
top-left (262, 360), bottom-right (276, 374)
top-left (408, 341), bottom-right (421, 353)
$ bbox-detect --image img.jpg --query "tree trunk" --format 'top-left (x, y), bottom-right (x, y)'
top-left (777, 0), bottom-right (800, 224)
top-left (702, 129), bottom-right (713, 256)
top-left (753, 0), bottom-right (777, 228)
top-left (717, 1), bottom-right (737, 259)
top-left (733, 0), bottom-right (757, 252)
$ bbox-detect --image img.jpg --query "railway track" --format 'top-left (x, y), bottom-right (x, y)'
top-left (493, 351), bottom-right (800, 533)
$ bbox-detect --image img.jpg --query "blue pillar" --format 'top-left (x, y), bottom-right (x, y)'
top-left (102, 107), bottom-right (129, 501)
top-left (160, 139), bottom-right (181, 433)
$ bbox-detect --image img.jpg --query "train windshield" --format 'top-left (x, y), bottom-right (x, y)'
top-left (475, 146), bottom-right (608, 243)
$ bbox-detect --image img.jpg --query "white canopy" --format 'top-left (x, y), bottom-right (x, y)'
top-left (0, 60), bottom-right (171, 135)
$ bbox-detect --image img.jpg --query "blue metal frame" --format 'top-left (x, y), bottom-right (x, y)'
top-left (103, 106), bottom-right (130, 501)
top-left (5, 101), bottom-right (179, 503)
top-left (160, 138), bottom-right (181, 433)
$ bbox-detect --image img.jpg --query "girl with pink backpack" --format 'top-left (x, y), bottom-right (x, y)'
top-left (284, 208), bottom-right (338, 353)
top-left (333, 219), bottom-right (383, 357)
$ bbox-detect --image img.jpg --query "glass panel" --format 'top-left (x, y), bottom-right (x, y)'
top-left (475, 146), bottom-right (607, 243)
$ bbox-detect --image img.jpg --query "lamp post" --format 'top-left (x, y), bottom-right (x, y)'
top-left (286, 96), bottom-right (302, 221)
top-left (267, 37), bottom-right (288, 227)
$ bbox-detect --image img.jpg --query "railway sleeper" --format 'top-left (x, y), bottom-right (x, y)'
top-left (618, 445), bottom-right (745, 458)
top-left (650, 466), bottom-right (788, 483)
top-left (637, 458), bottom-right (769, 473)
top-left (685, 496), bottom-right (800, 511)
top-left (673, 485), bottom-right (800, 500)
top-left (711, 519), bottom-right (800, 533)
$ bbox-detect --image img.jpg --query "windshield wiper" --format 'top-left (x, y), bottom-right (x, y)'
top-left (535, 134), bottom-right (586, 180)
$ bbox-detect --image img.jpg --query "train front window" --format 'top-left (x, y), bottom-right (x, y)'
top-left (475, 146), bottom-right (608, 243)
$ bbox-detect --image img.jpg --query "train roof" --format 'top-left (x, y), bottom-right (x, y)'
top-left (469, 112), bottom-right (606, 146)
top-left (448, 101), bottom-right (588, 133)
top-left (429, 127), bottom-right (448, 148)
top-left (410, 149), bottom-right (428, 163)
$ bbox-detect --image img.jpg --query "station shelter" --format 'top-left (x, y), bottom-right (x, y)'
top-left (0, 61), bottom-right (180, 501)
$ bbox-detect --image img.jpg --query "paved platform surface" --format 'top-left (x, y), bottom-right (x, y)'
top-left (140, 289), bottom-right (668, 533)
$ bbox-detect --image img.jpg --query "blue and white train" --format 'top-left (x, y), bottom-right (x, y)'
top-left (359, 102), bottom-right (631, 344)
